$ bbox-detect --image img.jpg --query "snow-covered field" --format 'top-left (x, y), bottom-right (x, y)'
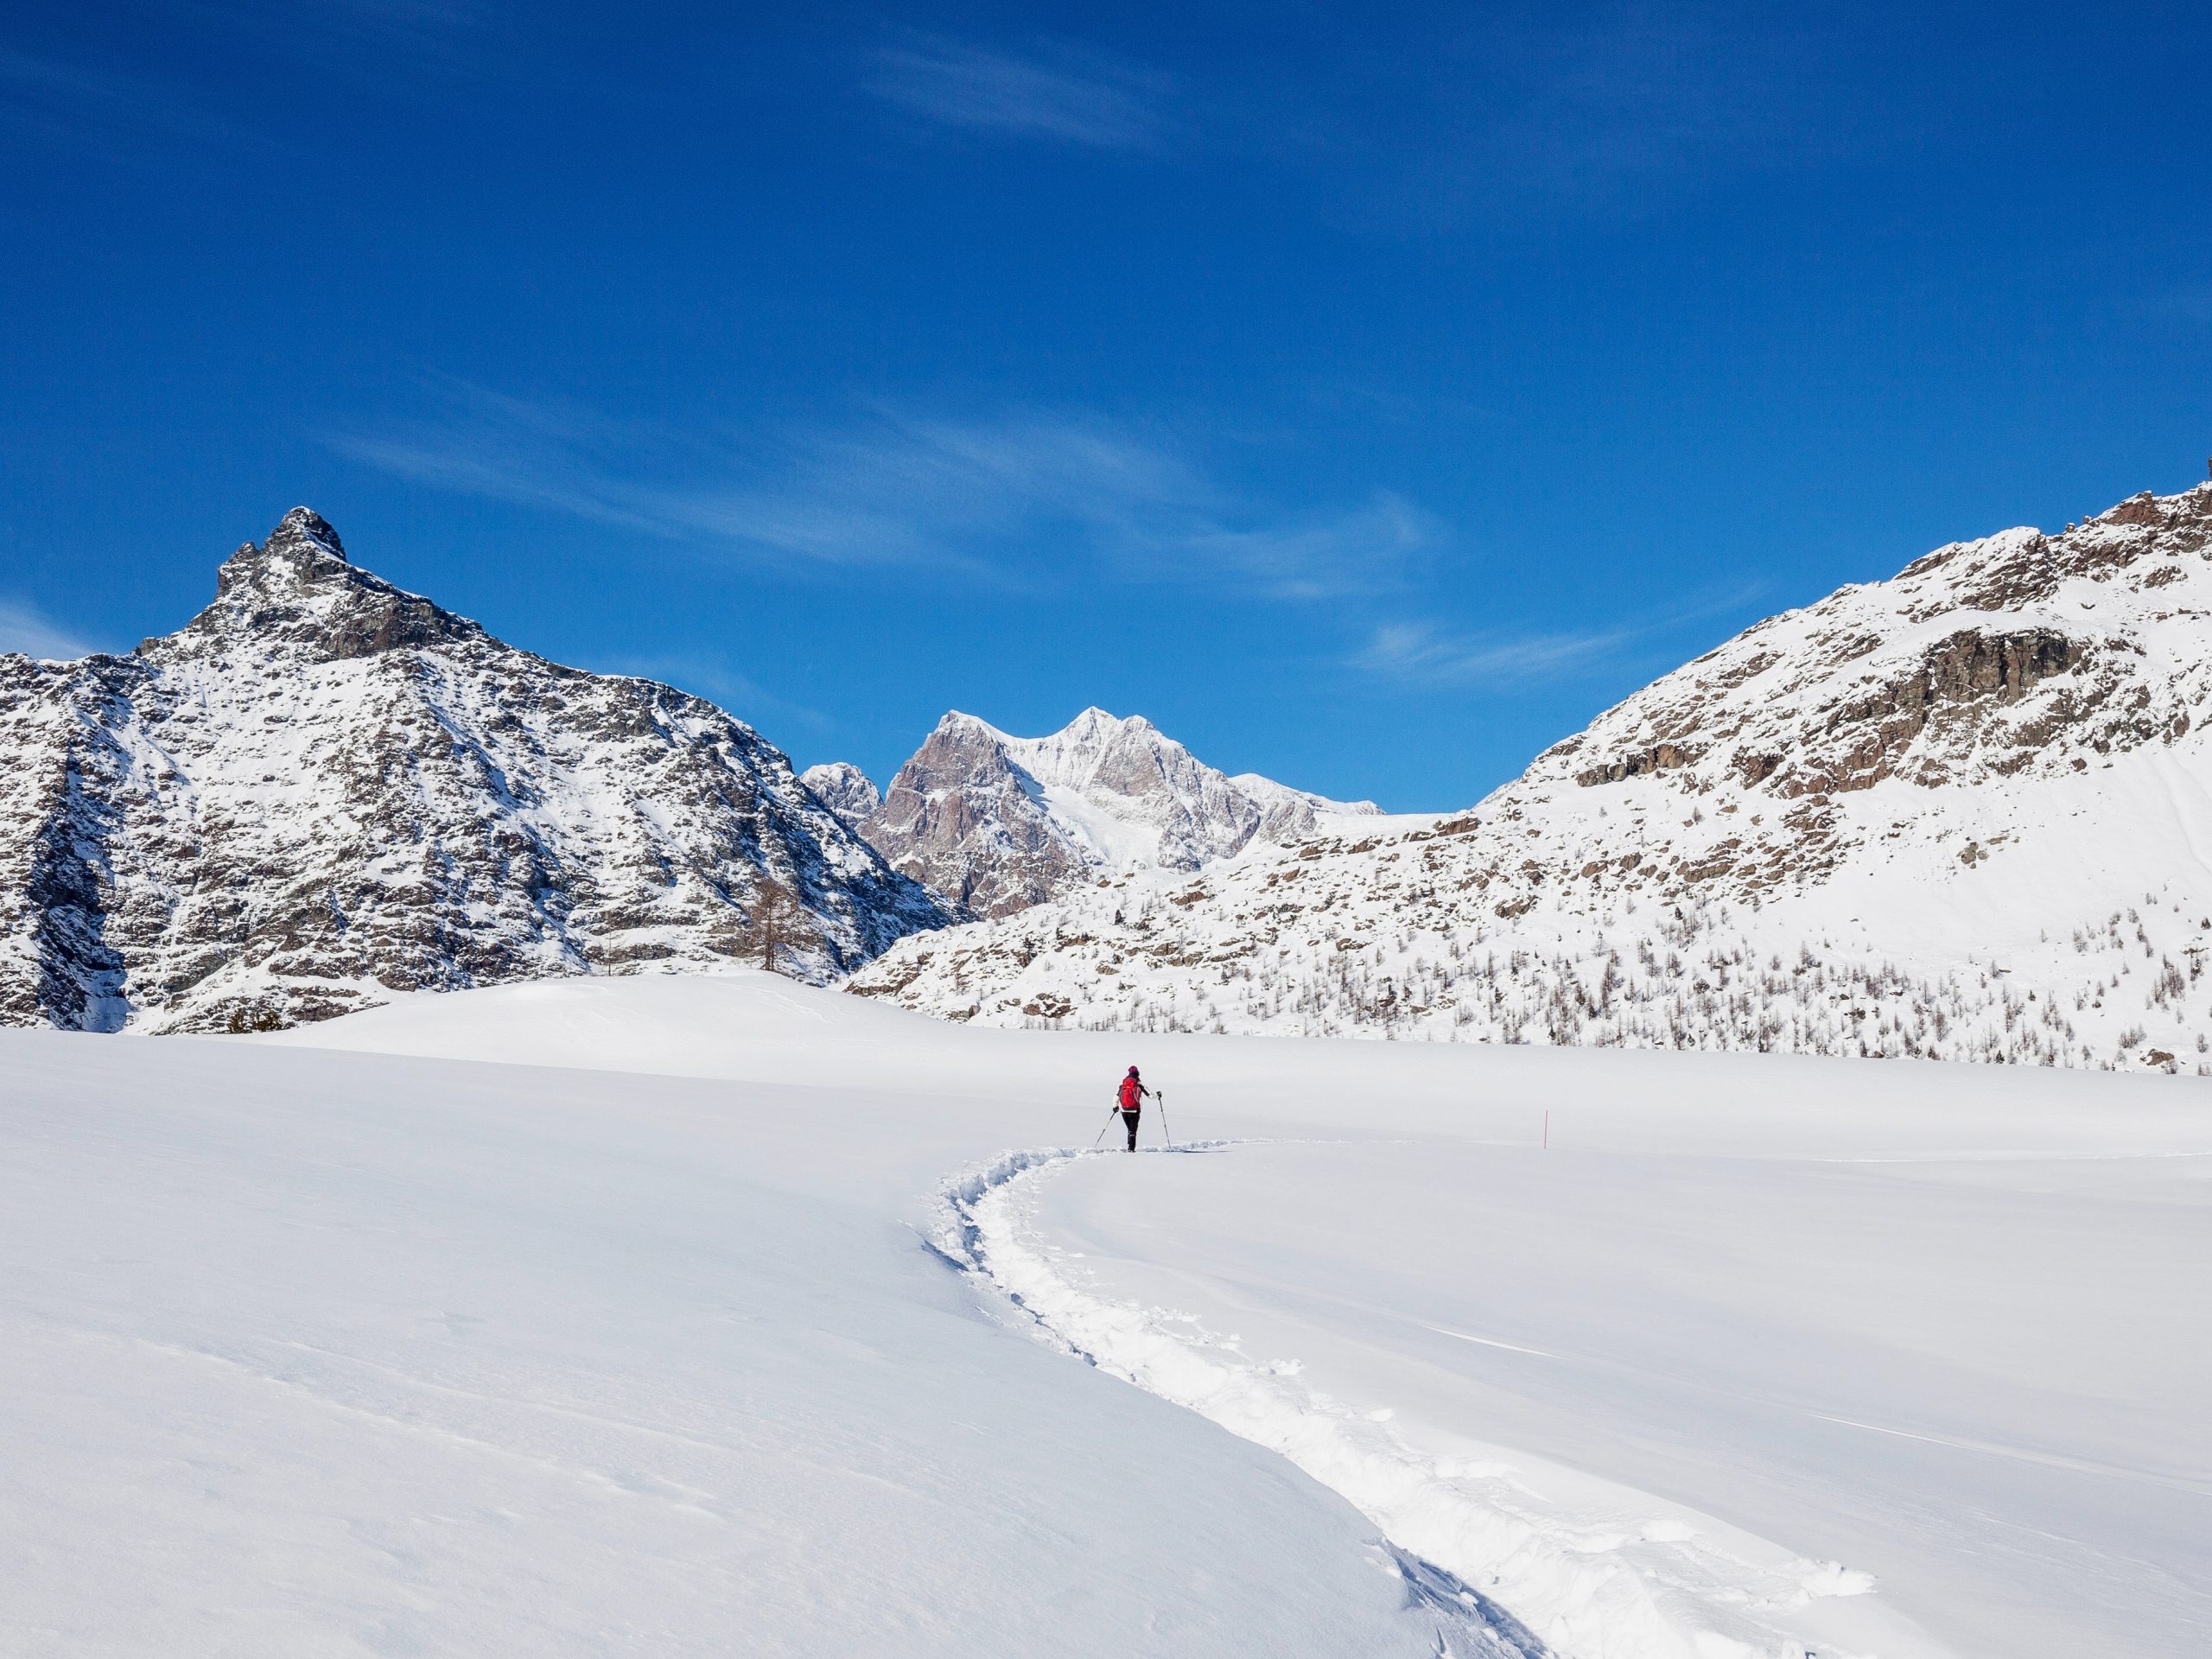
top-left (6, 973), bottom-right (2207, 1656)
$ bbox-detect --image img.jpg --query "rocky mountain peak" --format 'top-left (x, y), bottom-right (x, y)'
top-left (800, 762), bottom-right (882, 831)
top-left (187, 508), bottom-right (487, 664)
top-left (1532, 478), bottom-right (2212, 810)
top-left (1063, 706), bottom-right (1150, 739)
top-left (212, 506), bottom-right (349, 593)
top-left (264, 505), bottom-right (350, 564)
top-left (930, 709), bottom-right (999, 741)
top-left (3, 508), bottom-right (949, 1033)
top-left (906, 713), bottom-right (1027, 787)
top-left (856, 706), bottom-right (1382, 918)
top-left (1894, 482), bottom-right (2212, 602)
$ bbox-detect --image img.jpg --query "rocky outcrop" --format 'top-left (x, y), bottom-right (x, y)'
top-left (857, 707), bottom-right (1380, 917)
top-left (0, 509), bottom-right (950, 1032)
top-left (1573, 742), bottom-right (1699, 788)
top-left (860, 715), bottom-right (1078, 917)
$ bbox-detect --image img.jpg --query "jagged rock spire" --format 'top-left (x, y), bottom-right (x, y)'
top-left (800, 763), bottom-right (883, 832)
top-left (212, 506), bottom-right (353, 606)
top-left (263, 506), bottom-right (349, 564)
top-left (190, 508), bottom-right (489, 662)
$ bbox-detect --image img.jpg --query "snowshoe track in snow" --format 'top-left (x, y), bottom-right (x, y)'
top-left (931, 1142), bottom-right (1901, 1659)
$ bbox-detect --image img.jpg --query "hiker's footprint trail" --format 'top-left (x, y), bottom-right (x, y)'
top-left (932, 1142), bottom-right (1915, 1659)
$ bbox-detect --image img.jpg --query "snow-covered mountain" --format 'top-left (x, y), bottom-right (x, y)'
top-left (846, 707), bottom-right (1382, 917)
top-left (0, 508), bottom-right (949, 1033)
top-left (850, 479), bottom-right (2212, 1072)
top-left (799, 761), bottom-right (882, 831)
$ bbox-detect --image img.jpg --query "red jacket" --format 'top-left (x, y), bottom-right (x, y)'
top-left (1118, 1076), bottom-right (1146, 1110)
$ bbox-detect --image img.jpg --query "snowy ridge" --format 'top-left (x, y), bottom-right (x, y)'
top-left (852, 480), bottom-right (2212, 1073)
top-left (851, 707), bottom-right (1381, 917)
top-left (0, 509), bottom-right (949, 1032)
top-left (933, 1142), bottom-right (1905, 1659)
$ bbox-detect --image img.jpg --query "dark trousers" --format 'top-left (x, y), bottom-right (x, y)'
top-left (1121, 1109), bottom-right (1140, 1151)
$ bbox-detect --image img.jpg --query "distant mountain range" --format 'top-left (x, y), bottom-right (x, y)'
top-left (849, 479), bottom-right (2212, 1074)
top-left (809, 708), bottom-right (1382, 917)
top-left (20, 480), bottom-right (2212, 1073)
top-left (0, 509), bottom-right (947, 1032)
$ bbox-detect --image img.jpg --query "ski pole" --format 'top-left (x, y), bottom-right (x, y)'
top-left (1159, 1089), bottom-right (1171, 1148)
top-left (1092, 1103), bottom-right (1117, 1148)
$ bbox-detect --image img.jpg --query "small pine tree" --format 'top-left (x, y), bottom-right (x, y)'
top-left (745, 877), bottom-right (811, 976)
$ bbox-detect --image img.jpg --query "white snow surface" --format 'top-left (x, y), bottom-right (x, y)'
top-left (8, 974), bottom-right (2201, 1655)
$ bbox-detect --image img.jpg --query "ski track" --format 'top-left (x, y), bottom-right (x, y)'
top-left (931, 1142), bottom-right (1887, 1659)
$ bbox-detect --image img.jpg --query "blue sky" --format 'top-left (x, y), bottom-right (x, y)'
top-left (3, 2), bottom-right (2209, 809)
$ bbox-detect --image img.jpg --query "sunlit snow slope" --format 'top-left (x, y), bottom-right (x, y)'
top-left (3, 985), bottom-right (1449, 1659)
top-left (225, 976), bottom-right (2212, 1656)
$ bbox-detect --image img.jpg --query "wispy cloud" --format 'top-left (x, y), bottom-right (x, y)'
top-left (0, 597), bottom-right (96, 661)
top-left (0, 44), bottom-right (251, 161)
top-left (599, 653), bottom-right (832, 735)
top-left (270, 0), bottom-right (511, 86)
top-left (331, 385), bottom-right (1440, 601)
top-left (1352, 621), bottom-right (1632, 687)
top-left (1334, 3), bottom-right (1870, 229)
top-left (318, 0), bottom-right (499, 33)
top-left (1182, 495), bottom-right (1438, 601)
top-left (1353, 583), bottom-right (1770, 689)
top-left (868, 35), bottom-right (1178, 152)
top-left (1496, 6), bottom-right (1824, 188)
top-left (330, 383), bottom-right (669, 537)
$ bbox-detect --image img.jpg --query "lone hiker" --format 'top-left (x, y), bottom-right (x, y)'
top-left (1116, 1066), bottom-right (1150, 1152)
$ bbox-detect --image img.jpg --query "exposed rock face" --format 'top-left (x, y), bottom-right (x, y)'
top-left (850, 480), bottom-right (2212, 1074)
top-left (800, 762), bottom-right (882, 831)
top-left (857, 707), bottom-right (1381, 918)
top-left (858, 715), bottom-right (1077, 917)
top-left (0, 509), bottom-right (949, 1033)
